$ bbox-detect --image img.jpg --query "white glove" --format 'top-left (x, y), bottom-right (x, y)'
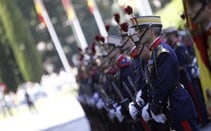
top-left (128, 102), bottom-right (140, 120)
top-left (93, 92), bottom-right (100, 101)
top-left (96, 98), bottom-right (104, 110)
top-left (107, 109), bottom-right (116, 121)
top-left (151, 111), bottom-right (166, 124)
top-left (136, 90), bottom-right (145, 106)
top-left (115, 105), bottom-right (125, 122)
top-left (142, 103), bottom-right (151, 122)
top-left (86, 96), bottom-right (95, 106)
top-left (87, 92), bottom-right (99, 106)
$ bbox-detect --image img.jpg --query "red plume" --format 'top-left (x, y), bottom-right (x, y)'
top-left (91, 42), bottom-right (96, 54)
top-left (79, 54), bottom-right (84, 61)
top-left (95, 35), bottom-right (101, 41)
top-left (105, 24), bottom-right (110, 32)
top-left (95, 35), bottom-right (105, 43)
top-left (101, 36), bottom-right (105, 43)
top-left (114, 13), bottom-right (120, 24)
top-left (124, 6), bottom-right (133, 15)
top-left (120, 22), bottom-right (129, 32)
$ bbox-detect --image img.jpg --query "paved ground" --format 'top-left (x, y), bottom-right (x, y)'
top-left (44, 117), bottom-right (90, 131)
top-left (1, 91), bottom-right (211, 131)
top-left (0, 93), bottom-right (90, 131)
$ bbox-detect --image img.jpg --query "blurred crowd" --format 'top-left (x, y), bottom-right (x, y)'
top-left (0, 70), bottom-right (77, 118)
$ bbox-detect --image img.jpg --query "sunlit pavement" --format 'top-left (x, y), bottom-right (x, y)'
top-left (0, 93), bottom-right (91, 131)
top-left (44, 117), bottom-right (90, 131)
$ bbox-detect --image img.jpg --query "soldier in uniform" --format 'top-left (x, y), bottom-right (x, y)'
top-left (121, 30), bottom-right (146, 92)
top-left (129, 16), bottom-right (199, 131)
top-left (106, 35), bottom-right (147, 131)
top-left (120, 30), bottom-right (151, 131)
top-left (184, 0), bottom-right (211, 123)
top-left (165, 27), bottom-right (209, 126)
top-left (106, 35), bottom-right (135, 101)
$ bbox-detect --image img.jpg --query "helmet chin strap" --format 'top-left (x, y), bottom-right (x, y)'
top-left (136, 24), bottom-right (152, 56)
top-left (106, 45), bottom-right (116, 57)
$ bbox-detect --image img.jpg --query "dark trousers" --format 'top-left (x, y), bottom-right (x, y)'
top-left (173, 118), bottom-right (199, 131)
top-left (148, 120), bottom-right (170, 131)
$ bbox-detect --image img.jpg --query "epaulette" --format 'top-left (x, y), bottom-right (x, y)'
top-left (156, 45), bottom-right (169, 58)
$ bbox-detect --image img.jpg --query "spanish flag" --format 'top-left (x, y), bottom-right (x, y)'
top-left (34, 0), bottom-right (47, 28)
top-left (182, 0), bottom-right (211, 103)
top-left (61, 0), bottom-right (75, 23)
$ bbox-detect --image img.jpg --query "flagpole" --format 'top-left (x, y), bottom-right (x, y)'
top-left (72, 17), bottom-right (88, 50)
top-left (34, 0), bottom-right (72, 74)
top-left (87, 0), bottom-right (108, 37)
top-left (61, 0), bottom-right (88, 51)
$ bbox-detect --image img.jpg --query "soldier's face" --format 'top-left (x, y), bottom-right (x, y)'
top-left (121, 37), bottom-right (130, 50)
top-left (107, 47), bottom-right (119, 61)
top-left (139, 45), bottom-right (151, 60)
top-left (136, 43), bottom-right (142, 54)
top-left (137, 27), bottom-right (151, 44)
top-left (136, 43), bottom-right (151, 60)
top-left (165, 33), bottom-right (175, 46)
top-left (122, 39), bottom-right (135, 54)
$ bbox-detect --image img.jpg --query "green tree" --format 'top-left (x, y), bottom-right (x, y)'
top-left (155, 0), bottom-right (185, 29)
top-left (0, 20), bottom-right (23, 91)
top-left (0, 0), bottom-right (43, 84)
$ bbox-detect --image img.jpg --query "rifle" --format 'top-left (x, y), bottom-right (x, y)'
top-left (112, 81), bottom-right (132, 122)
top-left (122, 80), bottom-right (144, 110)
top-left (127, 76), bottom-right (137, 95)
top-left (112, 82), bottom-right (124, 101)
top-left (122, 81), bottom-right (136, 103)
top-left (94, 83), bottom-right (113, 109)
top-left (122, 81), bottom-right (143, 122)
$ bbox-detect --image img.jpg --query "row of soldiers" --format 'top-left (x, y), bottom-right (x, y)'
top-left (76, 1), bottom-right (211, 131)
